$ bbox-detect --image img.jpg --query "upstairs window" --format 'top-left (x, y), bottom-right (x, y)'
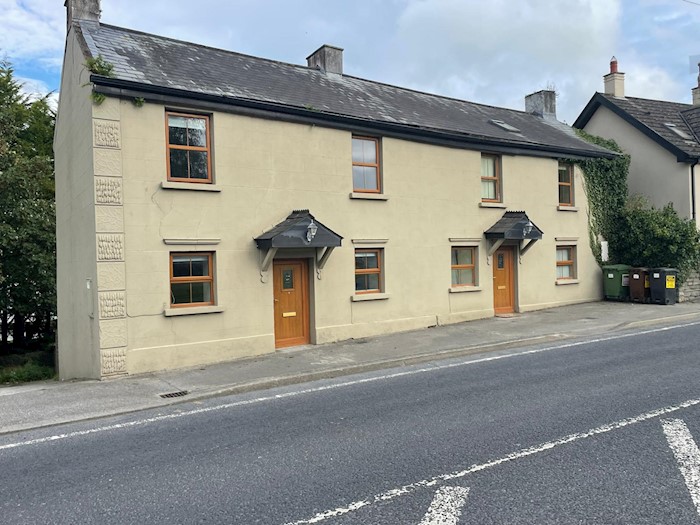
top-left (352, 136), bottom-right (381, 193)
top-left (166, 112), bottom-right (212, 183)
top-left (170, 252), bottom-right (215, 306)
top-left (481, 154), bottom-right (501, 202)
top-left (558, 163), bottom-right (574, 206)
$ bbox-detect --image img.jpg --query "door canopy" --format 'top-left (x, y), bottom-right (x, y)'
top-left (484, 211), bottom-right (543, 257)
top-left (255, 210), bottom-right (343, 250)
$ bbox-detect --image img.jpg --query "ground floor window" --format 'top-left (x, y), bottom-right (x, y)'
top-left (170, 252), bottom-right (215, 306)
top-left (355, 249), bottom-right (383, 293)
top-left (451, 247), bottom-right (477, 286)
top-left (556, 246), bottom-right (576, 280)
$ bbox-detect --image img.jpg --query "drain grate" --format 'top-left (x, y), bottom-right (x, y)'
top-left (159, 390), bottom-right (189, 399)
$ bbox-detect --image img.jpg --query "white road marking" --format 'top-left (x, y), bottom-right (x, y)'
top-left (282, 397), bottom-right (700, 525)
top-left (1, 321), bottom-right (698, 452)
top-left (418, 486), bottom-right (470, 525)
top-left (662, 418), bottom-right (700, 517)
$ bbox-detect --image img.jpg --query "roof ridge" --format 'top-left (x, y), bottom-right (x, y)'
top-left (94, 22), bottom-right (535, 120)
top-left (602, 92), bottom-right (693, 108)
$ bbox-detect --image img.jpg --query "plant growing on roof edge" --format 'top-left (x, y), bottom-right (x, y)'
top-left (84, 54), bottom-right (114, 77)
top-left (132, 97), bottom-right (145, 108)
top-left (90, 91), bottom-right (106, 105)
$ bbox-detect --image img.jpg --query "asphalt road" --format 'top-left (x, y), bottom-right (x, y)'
top-left (2, 321), bottom-right (700, 524)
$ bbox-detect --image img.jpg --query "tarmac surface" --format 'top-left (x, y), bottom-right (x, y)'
top-left (1, 300), bottom-right (699, 436)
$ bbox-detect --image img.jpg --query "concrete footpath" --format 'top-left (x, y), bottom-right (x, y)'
top-left (1, 301), bottom-right (699, 435)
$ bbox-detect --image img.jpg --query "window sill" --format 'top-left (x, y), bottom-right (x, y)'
top-left (555, 279), bottom-right (579, 286)
top-left (161, 181), bottom-right (221, 192)
top-left (449, 286), bottom-right (482, 293)
top-left (164, 305), bottom-right (224, 317)
top-left (479, 202), bottom-right (506, 209)
top-left (349, 192), bottom-right (389, 201)
top-left (351, 293), bottom-right (389, 302)
top-left (557, 205), bottom-right (578, 212)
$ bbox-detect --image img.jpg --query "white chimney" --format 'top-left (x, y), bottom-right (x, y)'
top-left (693, 63), bottom-right (700, 106)
top-left (604, 57), bottom-right (625, 97)
top-left (306, 45), bottom-right (343, 75)
top-left (65, 0), bottom-right (101, 30)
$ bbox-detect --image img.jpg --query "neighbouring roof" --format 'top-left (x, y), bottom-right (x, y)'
top-left (254, 210), bottom-right (342, 250)
top-left (484, 212), bottom-right (543, 240)
top-left (574, 92), bottom-right (700, 162)
top-left (73, 20), bottom-right (615, 160)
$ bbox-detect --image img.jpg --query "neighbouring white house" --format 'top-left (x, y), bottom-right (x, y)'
top-left (574, 58), bottom-right (700, 227)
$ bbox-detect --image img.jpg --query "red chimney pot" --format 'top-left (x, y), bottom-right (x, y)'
top-left (610, 56), bottom-right (618, 74)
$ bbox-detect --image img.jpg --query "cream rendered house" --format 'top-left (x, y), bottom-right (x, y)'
top-left (574, 58), bottom-right (700, 227)
top-left (55, 0), bottom-right (614, 380)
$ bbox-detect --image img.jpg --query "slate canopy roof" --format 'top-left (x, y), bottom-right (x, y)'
top-left (574, 92), bottom-right (700, 162)
top-left (73, 20), bottom-right (615, 160)
top-left (484, 212), bottom-right (543, 240)
top-left (255, 210), bottom-right (343, 251)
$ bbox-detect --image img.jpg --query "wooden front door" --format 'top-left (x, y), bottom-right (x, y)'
top-left (493, 246), bottom-right (515, 314)
top-left (273, 259), bottom-right (310, 348)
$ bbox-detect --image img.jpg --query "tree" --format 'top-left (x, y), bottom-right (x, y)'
top-left (0, 60), bottom-right (55, 351)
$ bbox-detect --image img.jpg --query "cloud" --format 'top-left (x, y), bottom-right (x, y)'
top-left (0, 1), bottom-right (65, 68)
top-left (382, 0), bottom-right (622, 122)
top-left (16, 76), bottom-right (58, 110)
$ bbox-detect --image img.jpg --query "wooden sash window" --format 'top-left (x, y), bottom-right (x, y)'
top-left (166, 112), bottom-right (212, 183)
top-left (170, 252), bottom-right (215, 306)
top-left (556, 246), bottom-right (576, 280)
top-left (355, 249), bottom-right (382, 293)
top-left (451, 247), bottom-right (476, 286)
top-left (558, 163), bottom-right (574, 206)
top-left (352, 136), bottom-right (381, 193)
top-left (481, 154), bottom-right (501, 202)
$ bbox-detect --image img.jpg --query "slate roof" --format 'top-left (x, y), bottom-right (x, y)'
top-left (484, 212), bottom-right (543, 240)
top-left (73, 20), bottom-right (614, 160)
top-left (254, 210), bottom-right (342, 250)
top-left (574, 92), bottom-right (700, 161)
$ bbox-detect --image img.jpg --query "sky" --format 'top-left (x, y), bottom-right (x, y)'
top-left (2, 0), bottom-right (700, 123)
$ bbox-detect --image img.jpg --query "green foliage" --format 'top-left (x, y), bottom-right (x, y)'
top-left (84, 54), bottom-right (114, 77)
top-left (0, 60), bottom-right (56, 354)
top-left (91, 91), bottom-right (106, 105)
top-left (132, 97), bottom-right (145, 108)
top-left (0, 359), bottom-right (54, 384)
top-left (574, 130), bottom-right (630, 263)
top-left (575, 130), bottom-right (700, 284)
top-left (607, 196), bottom-right (700, 283)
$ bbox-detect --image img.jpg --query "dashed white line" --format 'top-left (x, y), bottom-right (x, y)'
top-left (282, 397), bottom-right (700, 525)
top-left (418, 486), bottom-right (470, 525)
top-left (1, 321), bottom-right (698, 452)
top-left (662, 418), bottom-right (700, 517)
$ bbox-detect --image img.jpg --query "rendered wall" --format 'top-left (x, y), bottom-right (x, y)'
top-left (54, 30), bottom-right (100, 379)
top-left (107, 102), bottom-right (601, 375)
top-left (583, 105), bottom-right (693, 221)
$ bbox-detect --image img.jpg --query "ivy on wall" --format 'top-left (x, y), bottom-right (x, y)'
top-left (573, 130), bottom-right (700, 284)
top-left (571, 130), bottom-right (629, 264)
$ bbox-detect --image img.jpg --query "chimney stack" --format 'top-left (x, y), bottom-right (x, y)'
top-left (604, 56), bottom-right (625, 97)
top-left (65, 0), bottom-right (101, 31)
top-left (306, 45), bottom-right (343, 75)
top-left (693, 63), bottom-right (700, 106)
top-left (525, 90), bottom-right (556, 120)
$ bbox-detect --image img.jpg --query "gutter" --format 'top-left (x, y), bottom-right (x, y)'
top-left (90, 75), bottom-right (617, 161)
